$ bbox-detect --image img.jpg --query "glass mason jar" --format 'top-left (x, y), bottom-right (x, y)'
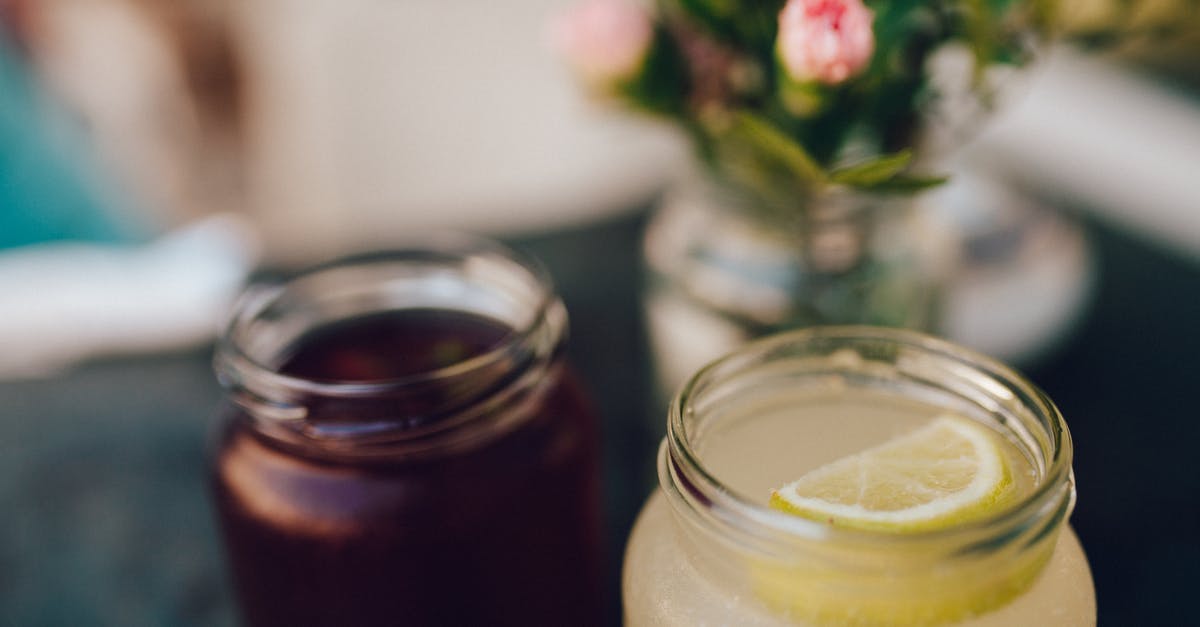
top-left (643, 176), bottom-right (951, 401)
top-left (624, 326), bottom-right (1095, 626)
top-left (209, 238), bottom-right (603, 627)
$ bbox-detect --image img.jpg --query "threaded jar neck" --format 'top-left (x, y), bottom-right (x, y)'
top-left (215, 235), bottom-right (567, 460)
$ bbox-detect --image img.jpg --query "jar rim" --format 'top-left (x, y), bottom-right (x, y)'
top-left (214, 234), bottom-right (564, 444)
top-left (663, 325), bottom-right (1075, 551)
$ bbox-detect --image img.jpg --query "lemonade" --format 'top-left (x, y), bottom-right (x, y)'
top-left (623, 328), bottom-right (1095, 626)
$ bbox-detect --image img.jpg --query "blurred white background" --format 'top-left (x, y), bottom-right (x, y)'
top-left (233, 0), bottom-right (683, 262)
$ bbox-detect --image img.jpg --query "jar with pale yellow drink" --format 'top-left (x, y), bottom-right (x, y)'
top-left (623, 327), bottom-right (1095, 626)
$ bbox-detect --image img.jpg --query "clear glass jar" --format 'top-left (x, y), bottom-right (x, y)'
top-left (624, 326), bottom-right (1095, 626)
top-left (643, 176), bottom-right (949, 401)
top-left (209, 237), bottom-right (603, 627)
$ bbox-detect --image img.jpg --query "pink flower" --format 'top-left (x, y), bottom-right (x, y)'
top-left (550, 0), bottom-right (653, 86)
top-left (777, 0), bottom-right (875, 85)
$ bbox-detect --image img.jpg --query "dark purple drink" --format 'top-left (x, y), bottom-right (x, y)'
top-left (209, 242), bottom-right (603, 627)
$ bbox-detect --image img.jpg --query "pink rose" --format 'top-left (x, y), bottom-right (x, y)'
top-left (550, 0), bottom-right (653, 86)
top-left (777, 0), bottom-right (875, 85)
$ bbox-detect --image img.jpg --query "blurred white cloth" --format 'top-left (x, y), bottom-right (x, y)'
top-left (930, 46), bottom-right (1200, 363)
top-left (970, 47), bottom-right (1200, 261)
top-left (234, 0), bottom-right (683, 263)
top-left (0, 214), bottom-right (259, 378)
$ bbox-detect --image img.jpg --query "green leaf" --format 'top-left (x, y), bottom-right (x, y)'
top-left (829, 151), bottom-right (915, 187)
top-left (862, 174), bottom-right (950, 193)
top-left (727, 111), bottom-right (827, 187)
top-left (827, 150), bottom-right (948, 193)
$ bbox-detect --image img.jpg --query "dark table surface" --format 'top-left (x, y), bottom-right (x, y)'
top-left (1, 206), bottom-right (1197, 626)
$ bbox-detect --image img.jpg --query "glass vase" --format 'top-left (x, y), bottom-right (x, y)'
top-left (643, 173), bottom-right (948, 401)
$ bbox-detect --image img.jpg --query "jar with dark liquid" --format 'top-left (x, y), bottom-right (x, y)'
top-left (209, 239), bottom-right (603, 627)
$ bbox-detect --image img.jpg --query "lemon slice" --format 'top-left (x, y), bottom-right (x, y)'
top-left (769, 415), bottom-right (1014, 533)
top-left (753, 416), bottom-right (1052, 625)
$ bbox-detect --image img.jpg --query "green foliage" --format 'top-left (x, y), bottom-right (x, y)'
top-left (1057, 0), bottom-right (1200, 47)
top-left (664, 0), bottom-right (786, 60)
top-left (621, 27), bottom-right (691, 115)
top-left (726, 111), bottom-right (826, 188)
top-left (831, 150), bottom-right (949, 193)
top-left (559, 0), bottom-right (1195, 214)
top-left (619, 0), bottom-right (1053, 205)
top-left (830, 151), bottom-right (917, 186)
